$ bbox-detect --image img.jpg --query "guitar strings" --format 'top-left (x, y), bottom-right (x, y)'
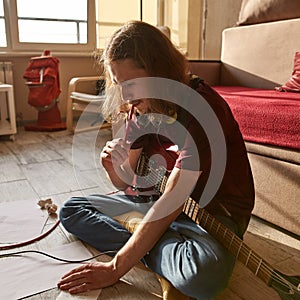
top-left (137, 155), bottom-right (299, 294)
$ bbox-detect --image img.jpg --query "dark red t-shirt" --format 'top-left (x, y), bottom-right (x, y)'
top-left (126, 77), bottom-right (255, 227)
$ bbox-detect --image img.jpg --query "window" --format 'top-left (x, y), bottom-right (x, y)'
top-left (17, 0), bottom-right (88, 44)
top-left (4, 0), bottom-right (96, 52)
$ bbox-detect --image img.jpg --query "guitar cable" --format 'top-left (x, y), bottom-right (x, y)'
top-left (0, 249), bottom-right (117, 263)
top-left (0, 219), bottom-right (61, 251)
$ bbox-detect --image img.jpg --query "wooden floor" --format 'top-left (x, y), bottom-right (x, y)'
top-left (0, 127), bottom-right (299, 300)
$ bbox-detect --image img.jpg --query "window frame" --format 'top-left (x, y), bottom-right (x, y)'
top-left (3, 0), bottom-right (96, 52)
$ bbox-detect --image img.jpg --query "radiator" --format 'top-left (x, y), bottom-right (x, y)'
top-left (0, 61), bottom-right (13, 84)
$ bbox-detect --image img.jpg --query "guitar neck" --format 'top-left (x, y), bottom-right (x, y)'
top-left (183, 197), bottom-right (275, 286)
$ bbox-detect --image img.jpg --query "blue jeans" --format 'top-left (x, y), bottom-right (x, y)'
top-left (59, 194), bottom-right (240, 300)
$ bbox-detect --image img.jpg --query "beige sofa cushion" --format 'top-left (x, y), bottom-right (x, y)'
top-left (238, 0), bottom-right (300, 25)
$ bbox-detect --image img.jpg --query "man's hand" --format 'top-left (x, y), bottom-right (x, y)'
top-left (57, 261), bottom-right (119, 294)
top-left (101, 138), bottom-right (130, 170)
top-left (100, 138), bottom-right (142, 190)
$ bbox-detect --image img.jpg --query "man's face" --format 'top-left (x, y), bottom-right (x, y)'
top-left (109, 58), bottom-right (149, 114)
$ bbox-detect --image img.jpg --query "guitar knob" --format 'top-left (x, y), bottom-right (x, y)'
top-left (131, 185), bottom-right (137, 191)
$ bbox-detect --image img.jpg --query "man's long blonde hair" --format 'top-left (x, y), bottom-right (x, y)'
top-left (100, 21), bottom-right (189, 121)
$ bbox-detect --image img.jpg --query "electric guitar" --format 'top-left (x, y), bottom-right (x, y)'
top-left (134, 152), bottom-right (300, 300)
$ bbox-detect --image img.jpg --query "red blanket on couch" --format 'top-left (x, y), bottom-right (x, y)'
top-left (213, 86), bottom-right (300, 150)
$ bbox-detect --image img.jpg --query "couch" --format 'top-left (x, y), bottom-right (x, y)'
top-left (188, 17), bottom-right (300, 237)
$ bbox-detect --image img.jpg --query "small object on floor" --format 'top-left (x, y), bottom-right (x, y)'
top-left (38, 198), bottom-right (58, 215)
